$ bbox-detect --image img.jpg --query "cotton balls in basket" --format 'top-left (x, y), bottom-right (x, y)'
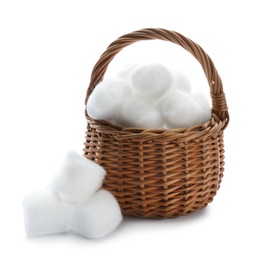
top-left (86, 63), bottom-right (211, 129)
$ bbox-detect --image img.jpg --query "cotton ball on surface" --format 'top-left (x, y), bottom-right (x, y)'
top-left (191, 90), bottom-right (212, 124)
top-left (116, 96), bottom-right (163, 129)
top-left (86, 78), bottom-right (132, 120)
top-left (171, 69), bottom-right (192, 93)
top-left (23, 187), bottom-right (72, 237)
top-left (158, 89), bottom-right (202, 129)
top-left (69, 189), bottom-right (122, 239)
top-left (52, 150), bottom-right (106, 204)
top-left (116, 63), bottom-right (139, 81)
top-left (131, 63), bottom-right (173, 100)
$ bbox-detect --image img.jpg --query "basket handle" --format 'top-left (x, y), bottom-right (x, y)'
top-left (85, 28), bottom-right (229, 128)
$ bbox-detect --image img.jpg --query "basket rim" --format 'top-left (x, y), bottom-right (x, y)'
top-left (86, 113), bottom-right (225, 143)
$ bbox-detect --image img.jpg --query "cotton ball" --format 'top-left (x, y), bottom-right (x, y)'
top-left (69, 189), bottom-right (122, 239)
top-left (171, 69), bottom-right (192, 93)
top-left (86, 78), bottom-right (132, 120)
top-left (158, 89), bottom-right (202, 129)
top-left (191, 90), bottom-right (211, 109)
top-left (23, 187), bottom-right (72, 237)
top-left (52, 150), bottom-right (106, 204)
top-left (131, 63), bottom-right (173, 100)
top-left (116, 96), bottom-right (163, 129)
top-left (116, 63), bottom-right (139, 81)
top-left (191, 90), bottom-right (212, 124)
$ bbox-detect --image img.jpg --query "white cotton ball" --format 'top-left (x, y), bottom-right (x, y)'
top-left (116, 63), bottom-right (139, 81)
top-left (171, 69), bottom-right (192, 93)
top-left (69, 189), bottom-right (122, 239)
top-left (131, 63), bottom-right (173, 100)
top-left (86, 78), bottom-right (132, 120)
top-left (191, 91), bottom-right (212, 124)
top-left (23, 187), bottom-right (72, 237)
top-left (52, 150), bottom-right (106, 204)
top-left (191, 90), bottom-right (210, 109)
top-left (158, 89), bottom-right (202, 129)
top-left (116, 96), bottom-right (163, 129)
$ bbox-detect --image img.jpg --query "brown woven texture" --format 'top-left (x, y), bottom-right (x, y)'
top-left (84, 28), bottom-right (229, 218)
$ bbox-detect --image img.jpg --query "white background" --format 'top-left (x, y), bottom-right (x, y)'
top-left (0, 0), bottom-right (259, 259)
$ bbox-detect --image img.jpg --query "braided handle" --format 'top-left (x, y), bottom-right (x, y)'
top-left (85, 28), bottom-right (229, 127)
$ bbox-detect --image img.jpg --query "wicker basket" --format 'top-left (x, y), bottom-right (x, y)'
top-left (84, 28), bottom-right (229, 218)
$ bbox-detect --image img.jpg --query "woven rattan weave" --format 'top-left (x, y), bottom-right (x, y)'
top-left (84, 28), bottom-right (229, 218)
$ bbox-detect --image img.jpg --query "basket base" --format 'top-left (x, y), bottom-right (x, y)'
top-left (122, 204), bottom-right (210, 219)
top-left (102, 183), bottom-right (218, 219)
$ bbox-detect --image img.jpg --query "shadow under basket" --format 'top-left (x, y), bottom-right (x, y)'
top-left (83, 28), bottom-right (230, 218)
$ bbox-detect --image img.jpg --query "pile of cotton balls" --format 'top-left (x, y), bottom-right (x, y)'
top-left (23, 150), bottom-right (122, 239)
top-left (86, 63), bottom-right (211, 129)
